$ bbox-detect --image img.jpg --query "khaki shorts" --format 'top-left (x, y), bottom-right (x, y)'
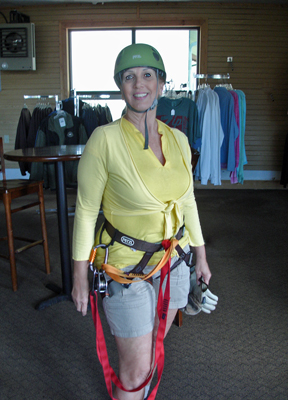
top-left (102, 246), bottom-right (190, 338)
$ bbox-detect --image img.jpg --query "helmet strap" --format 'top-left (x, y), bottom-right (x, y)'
top-left (144, 112), bottom-right (149, 150)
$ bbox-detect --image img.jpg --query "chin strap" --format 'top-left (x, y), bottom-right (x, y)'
top-left (143, 112), bottom-right (149, 150)
top-left (120, 70), bottom-right (159, 150)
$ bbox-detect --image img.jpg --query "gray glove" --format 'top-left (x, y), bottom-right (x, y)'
top-left (181, 269), bottom-right (218, 316)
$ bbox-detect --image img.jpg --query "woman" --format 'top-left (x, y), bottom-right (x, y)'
top-left (72, 43), bottom-right (211, 400)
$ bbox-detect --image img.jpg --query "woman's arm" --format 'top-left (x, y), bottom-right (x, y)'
top-left (72, 260), bottom-right (90, 316)
top-left (72, 129), bottom-right (108, 315)
top-left (193, 245), bottom-right (211, 285)
top-left (181, 141), bottom-right (211, 285)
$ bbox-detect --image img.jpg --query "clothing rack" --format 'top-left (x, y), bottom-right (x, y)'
top-left (194, 73), bottom-right (230, 80)
top-left (23, 95), bottom-right (61, 111)
top-left (73, 90), bottom-right (122, 117)
top-left (193, 73), bottom-right (231, 92)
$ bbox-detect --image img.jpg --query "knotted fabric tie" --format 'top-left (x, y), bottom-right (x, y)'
top-left (162, 201), bottom-right (182, 239)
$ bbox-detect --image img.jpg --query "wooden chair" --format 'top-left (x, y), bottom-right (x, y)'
top-left (0, 137), bottom-right (50, 291)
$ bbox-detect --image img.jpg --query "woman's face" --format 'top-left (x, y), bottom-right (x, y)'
top-left (121, 67), bottom-right (164, 111)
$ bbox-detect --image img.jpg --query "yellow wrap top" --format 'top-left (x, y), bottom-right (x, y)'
top-left (72, 117), bottom-right (204, 269)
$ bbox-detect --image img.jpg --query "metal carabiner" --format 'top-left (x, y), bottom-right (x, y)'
top-left (89, 243), bottom-right (109, 271)
top-left (90, 244), bottom-right (109, 296)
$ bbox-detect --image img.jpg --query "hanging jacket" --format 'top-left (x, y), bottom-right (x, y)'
top-left (27, 106), bottom-right (53, 149)
top-left (97, 104), bottom-right (110, 126)
top-left (30, 111), bottom-right (88, 190)
top-left (15, 107), bottom-right (31, 175)
top-left (61, 97), bottom-right (85, 117)
top-left (81, 105), bottom-right (99, 137)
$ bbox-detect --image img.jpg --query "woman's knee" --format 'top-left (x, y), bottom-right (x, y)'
top-left (120, 362), bottom-right (151, 391)
top-left (115, 331), bottom-right (153, 390)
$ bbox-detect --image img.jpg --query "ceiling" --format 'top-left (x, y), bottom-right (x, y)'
top-left (1, 0), bottom-right (288, 6)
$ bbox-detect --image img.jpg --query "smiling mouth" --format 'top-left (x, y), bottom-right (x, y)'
top-left (134, 93), bottom-right (148, 98)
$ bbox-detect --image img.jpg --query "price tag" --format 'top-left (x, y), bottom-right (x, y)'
top-left (59, 117), bottom-right (66, 128)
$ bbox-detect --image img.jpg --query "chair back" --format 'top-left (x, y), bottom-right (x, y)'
top-left (0, 137), bottom-right (7, 181)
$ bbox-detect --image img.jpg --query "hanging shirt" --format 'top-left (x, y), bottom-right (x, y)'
top-left (210, 90), bottom-right (225, 185)
top-left (195, 87), bottom-right (224, 185)
top-left (235, 90), bottom-right (247, 184)
top-left (156, 96), bottom-right (200, 145)
top-left (214, 87), bottom-right (239, 172)
top-left (229, 90), bottom-right (240, 184)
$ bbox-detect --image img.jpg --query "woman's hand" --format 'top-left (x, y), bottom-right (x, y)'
top-left (193, 245), bottom-right (211, 285)
top-left (72, 260), bottom-right (90, 316)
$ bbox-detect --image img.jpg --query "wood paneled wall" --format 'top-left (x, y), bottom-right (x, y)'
top-left (0, 2), bottom-right (287, 173)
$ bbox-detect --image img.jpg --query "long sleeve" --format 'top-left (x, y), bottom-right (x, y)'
top-left (72, 131), bottom-right (108, 261)
top-left (183, 189), bottom-right (204, 247)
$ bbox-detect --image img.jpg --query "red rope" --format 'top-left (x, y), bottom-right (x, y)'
top-left (90, 239), bottom-right (172, 399)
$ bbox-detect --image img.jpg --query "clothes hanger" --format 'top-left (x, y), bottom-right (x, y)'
top-left (54, 101), bottom-right (66, 118)
top-left (163, 80), bottom-right (177, 99)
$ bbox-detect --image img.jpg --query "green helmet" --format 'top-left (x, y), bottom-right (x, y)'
top-left (114, 43), bottom-right (166, 88)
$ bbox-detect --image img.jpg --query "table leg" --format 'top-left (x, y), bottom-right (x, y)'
top-left (55, 161), bottom-right (73, 295)
top-left (36, 161), bottom-right (73, 310)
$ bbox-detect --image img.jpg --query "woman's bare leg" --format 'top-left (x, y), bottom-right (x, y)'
top-left (140, 308), bottom-right (178, 399)
top-left (114, 331), bottom-right (154, 400)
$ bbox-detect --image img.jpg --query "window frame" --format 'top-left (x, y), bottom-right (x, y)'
top-left (68, 27), bottom-right (200, 98)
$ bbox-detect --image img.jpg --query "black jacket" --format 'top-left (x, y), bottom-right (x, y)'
top-left (15, 107), bottom-right (31, 175)
top-left (30, 111), bottom-right (88, 190)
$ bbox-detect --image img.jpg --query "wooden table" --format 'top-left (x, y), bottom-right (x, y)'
top-left (4, 145), bottom-right (85, 309)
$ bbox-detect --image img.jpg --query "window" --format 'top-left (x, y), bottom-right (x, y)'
top-left (69, 28), bottom-right (199, 120)
top-left (135, 29), bottom-right (199, 92)
top-left (70, 29), bottom-right (131, 92)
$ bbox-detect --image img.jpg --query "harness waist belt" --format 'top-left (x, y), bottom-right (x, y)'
top-left (104, 219), bottom-right (184, 253)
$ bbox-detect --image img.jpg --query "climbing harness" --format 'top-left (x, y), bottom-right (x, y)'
top-left (94, 219), bottom-right (193, 280)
